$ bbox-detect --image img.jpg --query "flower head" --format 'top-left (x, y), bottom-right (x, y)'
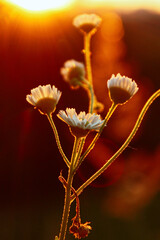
top-left (107, 73), bottom-right (138, 104)
top-left (73, 13), bottom-right (102, 34)
top-left (61, 60), bottom-right (85, 89)
top-left (26, 84), bottom-right (61, 115)
top-left (57, 108), bottom-right (104, 137)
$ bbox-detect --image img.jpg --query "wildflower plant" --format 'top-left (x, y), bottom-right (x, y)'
top-left (26, 13), bottom-right (160, 240)
top-left (60, 60), bottom-right (86, 89)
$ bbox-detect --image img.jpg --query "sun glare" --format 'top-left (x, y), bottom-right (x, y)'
top-left (7, 0), bottom-right (74, 11)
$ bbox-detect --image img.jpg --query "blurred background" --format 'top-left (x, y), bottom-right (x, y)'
top-left (0, 0), bottom-right (160, 239)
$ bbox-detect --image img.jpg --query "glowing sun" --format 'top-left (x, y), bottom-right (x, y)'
top-left (7, 0), bottom-right (74, 11)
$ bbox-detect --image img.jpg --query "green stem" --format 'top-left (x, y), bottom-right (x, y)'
top-left (84, 33), bottom-right (94, 113)
top-left (47, 114), bottom-right (70, 168)
top-left (74, 103), bottom-right (117, 173)
top-left (59, 137), bottom-right (80, 240)
top-left (74, 89), bottom-right (160, 198)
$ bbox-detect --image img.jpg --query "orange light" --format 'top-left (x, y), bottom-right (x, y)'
top-left (82, 0), bottom-right (160, 12)
top-left (6, 0), bottom-right (74, 11)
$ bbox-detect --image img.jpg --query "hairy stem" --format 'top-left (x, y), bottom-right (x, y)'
top-left (84, 33), bottom-right (95, 113)
top-left (73, 137), bottom-right (86, 171)
top-left (59, 137), bottom-right (80, 240)
top-left (74, 103), bottom-right (117, 173)
top-left (47, 114), bottom-right (70, 167)
top-left (74, 89), bottom-right (160, 198)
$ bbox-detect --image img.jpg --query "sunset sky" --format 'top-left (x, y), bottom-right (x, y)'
top-left (83, 0), bottom-right (160, 11)
top-left (5, 0), bottom-right (160, 12)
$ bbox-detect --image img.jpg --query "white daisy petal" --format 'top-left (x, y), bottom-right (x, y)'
top-left (26, 95), bottom-right (35, 105)
top-left (57, 108), bottom-right (105, 137)
top-left (73, 13), bottom-right (102, 33)
top-left (39, 85), bottom-right (45, 98)
top-left (31, 88), bottom-right (41, 101)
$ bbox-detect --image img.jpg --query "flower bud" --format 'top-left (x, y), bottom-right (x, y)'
top-left (61, 60), bottom-right (85, 89)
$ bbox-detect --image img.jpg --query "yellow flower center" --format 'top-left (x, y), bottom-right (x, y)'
top-left (68, 66), bottom-right (84, 80)
top-left (70, 126), bottom-right (90, 138)
top-left (36, 98), bottom-right (57, 115)
top-left (109, 87), bottom-right (131, 104)
top-left (79, 23), bottom-right (96, 33)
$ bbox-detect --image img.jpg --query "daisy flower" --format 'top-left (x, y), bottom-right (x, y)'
top-left (107, 73), bottom-right (138, 104)
top-left (26, 84), bottom-right (61, 115)
top-left (57, 108), bottom-right (104, 137)
top-left (73, 13), bottom-right (102, 34)
top-left (61, 60), bottom-right (85, 89)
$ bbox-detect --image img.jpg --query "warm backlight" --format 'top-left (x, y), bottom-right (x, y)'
top-left (83, 0), bottom-right (160, 12)
top-left (6, 0), bottom-right (74, 11)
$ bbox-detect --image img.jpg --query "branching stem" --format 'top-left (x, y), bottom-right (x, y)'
top-left (47, 114), bottom-right (70, 168)
top-left (59, 137), bottom-right (81, 240)
top-left (73, 89), bottom-right (160, 199)
top-left (73, 102), bottom-right (117, 173)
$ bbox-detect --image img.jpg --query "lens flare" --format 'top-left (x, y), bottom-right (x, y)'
top-left (6, 0), bottom-right (74, 11)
